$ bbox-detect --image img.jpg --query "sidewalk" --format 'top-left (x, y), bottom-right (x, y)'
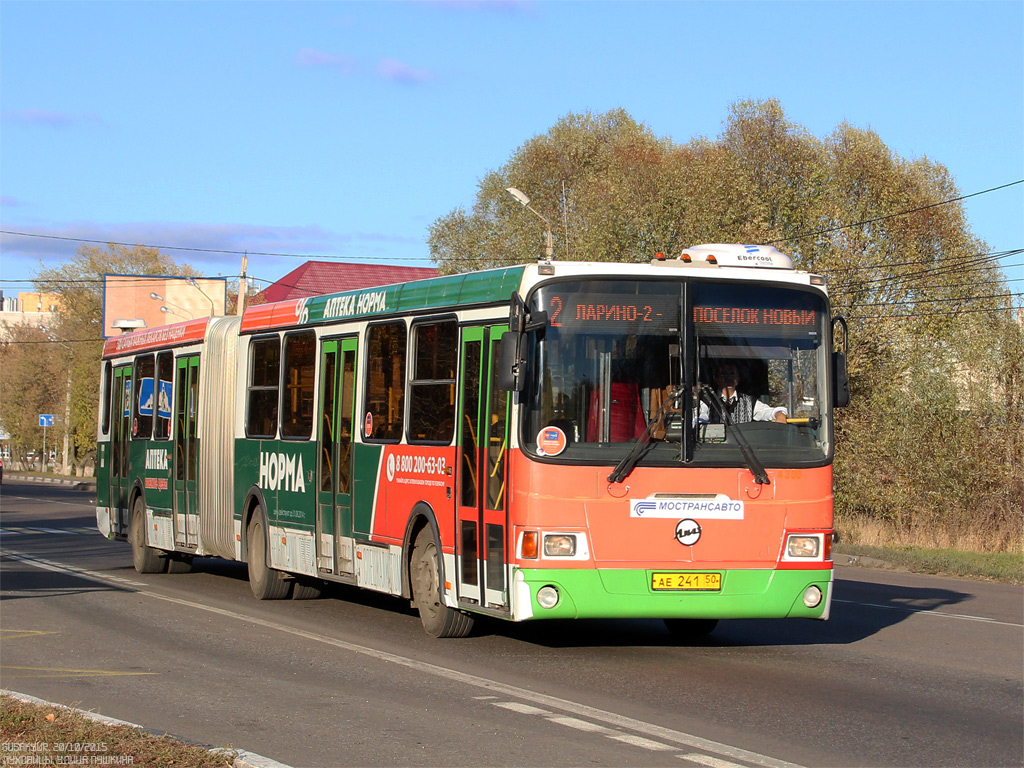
top-left (2, 690), bottom-right (292, 768)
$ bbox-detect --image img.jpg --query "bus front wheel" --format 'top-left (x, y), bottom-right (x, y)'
top-left (410, 528), bottom-right (473, 638)
top-left (247, 515), bottom-right (290, 600)
top-left (130, 497), bottom-right (166, 574)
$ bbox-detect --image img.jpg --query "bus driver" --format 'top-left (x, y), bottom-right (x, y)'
top-left (699, 362), bottom-right (788, 424)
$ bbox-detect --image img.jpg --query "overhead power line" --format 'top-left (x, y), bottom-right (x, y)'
top-left (822, 248), bottom-right (1023, 274)
top-left (768, 179), bottom-right (1024, 246)
top-left (2, 179), bottom-right (1021, 264)
top-left (0, 229), bottom-right (434, 263)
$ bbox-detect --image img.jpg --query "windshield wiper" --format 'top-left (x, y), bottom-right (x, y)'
top-left (607, 384), bottom-right (686, 485)
top-left (698, 385), bottom-right (770, 485)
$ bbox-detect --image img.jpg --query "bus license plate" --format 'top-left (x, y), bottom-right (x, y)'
top-left (651, 572), bottom-right (721, 591)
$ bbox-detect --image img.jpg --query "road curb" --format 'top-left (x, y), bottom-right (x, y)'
top-left (1, 689), bottom-right (293, 768)
top-left (833, 550), bottom-right (894, 570)
top-left (3, 472), bottom-right (96, 491)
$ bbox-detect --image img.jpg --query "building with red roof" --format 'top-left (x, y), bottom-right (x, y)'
top-left (257, 261), bottom-right (438, 303)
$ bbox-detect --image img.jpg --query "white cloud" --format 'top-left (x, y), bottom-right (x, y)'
top-left (295, 47), bottom-right (357, 73)
top-left (378, 58), bottom-right (432, 85)
top-left (1, 109), bottom-right (83, 128)
top-left (0, 221), bottom-right (425, 284)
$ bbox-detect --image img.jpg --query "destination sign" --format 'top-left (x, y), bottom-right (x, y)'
top-left (545, 292), bottom-right (677, 332)
top-left (693, 304), bottom-right (820, 339)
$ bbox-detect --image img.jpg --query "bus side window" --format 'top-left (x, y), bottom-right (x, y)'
top-left (281, 330), bottom-right (315, 439)
top-left (364, 322), bottom-right (406, 442)
top-left (408, 319), bottom-right (457, 444)
top-left (154, 351), bottom-right (173, 440)
top-left (101, 361), bottom-right (113, 435)
top-left (247, 336), bottom-right (281, 438)
top-left (133, 354), bottom-right (155, 440)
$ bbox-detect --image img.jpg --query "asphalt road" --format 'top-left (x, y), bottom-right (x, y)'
top-left (1, 479), bottom-right (1021, 768)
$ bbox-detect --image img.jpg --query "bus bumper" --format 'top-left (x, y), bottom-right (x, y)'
top-left (512, 566), bottom-right (833, 622)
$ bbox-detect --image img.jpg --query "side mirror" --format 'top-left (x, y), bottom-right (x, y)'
top-left (497, 331), bottom-right (524, 392)
top-left (831, 315), bottom-right (850, 408)
top-left (832, 351), bottom-right (850, 408)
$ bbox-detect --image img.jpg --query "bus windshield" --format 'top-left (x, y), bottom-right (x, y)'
top-left (523, 279), bottom-right (831, 468)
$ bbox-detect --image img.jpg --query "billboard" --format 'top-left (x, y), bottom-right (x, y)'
top-left (102, 275), bottom-right (228, 338)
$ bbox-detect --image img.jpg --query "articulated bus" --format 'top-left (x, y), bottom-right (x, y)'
top-left (96, 244), bottom-right (849, 638)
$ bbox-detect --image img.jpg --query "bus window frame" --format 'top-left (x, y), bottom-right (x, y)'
top-left (362, 319), bottom-right (408, 444)
top-left (280, 329), bottom-right (317, 441)
top-left (518, 276), bottom-right (835, 470)
top-left (407, 315), bottom-right (459, 446)
top-left (101, 360), bottom-right (113, 436)
top-left (246, 334), bottom-right (282, 439)
top-left (132, 353), bottom-right (155, 440)
top-left (153, 350), bottom-right (173, 441)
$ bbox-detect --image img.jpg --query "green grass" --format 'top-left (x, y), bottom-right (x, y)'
top-left (835, 544), bottom-right (1024, 585)
top-left (0, 695), bottom-right (236, 768)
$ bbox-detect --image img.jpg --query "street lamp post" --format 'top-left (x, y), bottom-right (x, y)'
top-left (41, 326), bottom-right (73, 475)
top-left (187, 278), bottom-right (216, 317)
top-left (505, 187), bottom-right (554, 261)
top-left (149, 292), bottom-right (194, 319)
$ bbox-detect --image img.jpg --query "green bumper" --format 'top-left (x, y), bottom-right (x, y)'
top-left (515, 567), bottom-right (833, 621)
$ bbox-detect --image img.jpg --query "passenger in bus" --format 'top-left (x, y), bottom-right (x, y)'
top-left (699, 362), bottom-right (787, 424)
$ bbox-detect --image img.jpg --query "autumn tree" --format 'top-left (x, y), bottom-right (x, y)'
top-left (0, 323), bottom-right (67, 467)
top-left (0, 244), bottom-right (198, 473)
top-left (428, 101), bottom-right (1022, 550)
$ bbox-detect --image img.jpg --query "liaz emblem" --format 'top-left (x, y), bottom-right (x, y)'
top-left (674, 518), bottom-right (701, 546)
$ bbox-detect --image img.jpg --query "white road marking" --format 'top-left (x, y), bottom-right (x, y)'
top-left (832, 599), bottom-right (1023, 627)
top-left (546, 715), bottom-right (612, 733)
top-left (1, 494), bottom-right (92, 508)
top-left (494, 701), bottom-right (550, 716)
top-left (1, 527), bottom-right (97, 536)
top-left (606, 732), bottom-right (678, 751)
top-left (2, 550), bottom-right (146, 588)
top-left (681, 754), bottom-right (752, 768)
top-left (1, 546), bottom-right (805, 768)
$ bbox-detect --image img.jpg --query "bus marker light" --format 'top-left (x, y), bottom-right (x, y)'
top-left (521, 531), bottom-right (539, 559)
top-left (543, 534), bottom-right (576, 557)
top-left (803, 586), bottom-right (823, 608)
top-left (537, 586), bottom-right (559, 609)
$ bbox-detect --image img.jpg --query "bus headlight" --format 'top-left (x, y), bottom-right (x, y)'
top-left (543, 534), bottom-right (577, 557)
top-left (786, 534), bottom-right (820, 558)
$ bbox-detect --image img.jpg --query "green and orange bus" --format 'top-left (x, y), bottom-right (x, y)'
top-left (96, 244), bottom-right (849, 637)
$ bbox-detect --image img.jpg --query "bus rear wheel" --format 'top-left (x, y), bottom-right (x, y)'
top-left (247, 515), bottom-right (290, 600)
top-left (410, 528), bottom-right (473, 638)
top-left (166, 555), bottom-right (193, 574)
top-left (664, 618), bottom-right (719, 640)
top-left (291, 578), bottom-right (323, 600)
top-left (130, 497), bottom-right (167, 574)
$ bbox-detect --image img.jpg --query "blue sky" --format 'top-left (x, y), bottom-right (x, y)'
top-left (1, 0), bottom-right (1021, 295)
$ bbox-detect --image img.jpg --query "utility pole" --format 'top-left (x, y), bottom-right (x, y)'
top-left (237, 252), bottom-right (248, 316)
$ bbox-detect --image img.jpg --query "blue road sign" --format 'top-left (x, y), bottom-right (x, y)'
top-left (39, 414), bottom-right (54, 427)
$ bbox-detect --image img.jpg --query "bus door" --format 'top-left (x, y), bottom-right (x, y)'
top-left (456, 326), bottom-right (510, 612)
top-left (172, 355), bottom-right (200, 547)
top-left (316, 337), bottom-right (358, 576)
top-left (109, 365), bottom-right (132, 536)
